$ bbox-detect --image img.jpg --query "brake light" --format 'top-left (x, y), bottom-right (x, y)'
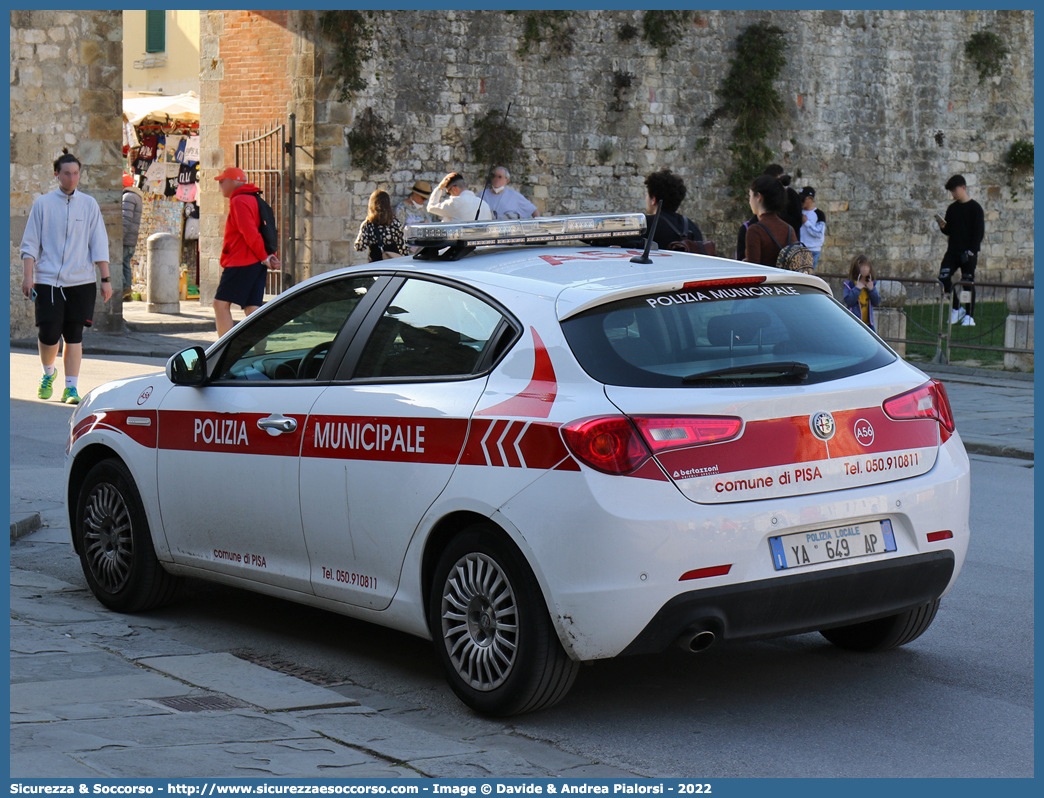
top-left (682, 276), bottom-right (766, 291)
top-left (882, 379), bottom-right (955, 432)
top-left (562, 415), bottom-right (744, 475)
top-left (631, 416), bottom-right (743, 453)
top-left (561, 416), bottom-right (651, 474)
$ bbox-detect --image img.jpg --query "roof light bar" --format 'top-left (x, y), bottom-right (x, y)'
top-left (404, 213), bottom-right (647, 249)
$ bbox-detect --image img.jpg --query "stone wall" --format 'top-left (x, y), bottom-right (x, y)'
top-left (10, 10), bottom-right (124, 338)
top-left (200, 9), bottom-right (1033, 294)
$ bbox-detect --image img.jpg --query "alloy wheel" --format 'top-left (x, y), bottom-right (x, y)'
top-left (440, 552), bottom-right (519, 691)
top-left (82, 482), bottom-right (134, 593)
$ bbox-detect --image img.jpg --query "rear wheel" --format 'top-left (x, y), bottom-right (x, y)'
top-left (429, 524), bottom-right (579, 715)
top-left (820, 599), bottom-right (941, 652)
top-left (75, 459), bottom-right (179, 613)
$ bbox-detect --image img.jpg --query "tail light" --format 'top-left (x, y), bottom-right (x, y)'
top-left (883, 379), bottom-right (955, 432)
top-left (632, 416), bottom-right (743, 453)
top-left (561, 417), bottom-right (651, 475)
top-left (562, 415), bottom-right (743, 475)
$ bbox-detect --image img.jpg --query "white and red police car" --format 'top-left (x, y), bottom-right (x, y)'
top-left (65, 213), bottom-right (970, 715)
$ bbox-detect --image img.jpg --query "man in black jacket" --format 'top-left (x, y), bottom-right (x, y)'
top-left (936, 174), bottom-right (985, 327)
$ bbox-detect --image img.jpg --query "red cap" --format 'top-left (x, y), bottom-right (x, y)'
top-left (123, 173), bottom-right (134, 187)
top-left (214, 166), bottom-right (247, 182)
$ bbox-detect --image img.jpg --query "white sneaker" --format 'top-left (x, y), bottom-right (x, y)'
top-left (950, 307), bottom-right (966, 324)
top-left (961, 315), bottom-right (976, 327)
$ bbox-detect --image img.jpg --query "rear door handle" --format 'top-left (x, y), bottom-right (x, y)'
top-left (257, 414), bottom-right (298, 435)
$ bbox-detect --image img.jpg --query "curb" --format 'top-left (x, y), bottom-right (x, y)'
top-left (12, 337), bottom-right (207, 360)
top-left (962, 440), bottom-right (1034, 461)
top-left (10, 513), bottom-right (41, 542)
top-left (921, 363), bottom-right (1034, 382)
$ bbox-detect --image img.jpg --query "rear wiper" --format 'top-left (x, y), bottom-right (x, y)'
top-left (683, 361), bottom-right (810, 384)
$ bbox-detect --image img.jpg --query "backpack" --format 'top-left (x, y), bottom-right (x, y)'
top-left (660, 215), bottom-right (718, 257)
top-left (754, 221), bottom-right (814, 274)
top-left (249, 192), bottom-right (279, 255)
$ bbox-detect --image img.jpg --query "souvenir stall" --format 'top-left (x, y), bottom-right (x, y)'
top-left (123, 92), bottom-right (201, 298)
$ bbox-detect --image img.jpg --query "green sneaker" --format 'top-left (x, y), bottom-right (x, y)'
top-left (38, 371), bottom-right (56, 400)
top-left (61, 387), bottom-right (80, 405)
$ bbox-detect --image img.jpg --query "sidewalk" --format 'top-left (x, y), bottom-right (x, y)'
top-left (10, 567), bottom-right (630, 778)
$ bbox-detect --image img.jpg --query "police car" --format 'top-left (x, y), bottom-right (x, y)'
top-left (65, 213), bottom-right (970, 715)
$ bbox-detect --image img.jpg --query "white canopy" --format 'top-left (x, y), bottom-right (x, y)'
top-left (123, 91), bottom-right (200, 126)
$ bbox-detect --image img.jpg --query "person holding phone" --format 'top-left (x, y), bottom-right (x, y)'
top-left (843, 255), bottom-right (881, 330)
top-left (936, 174), bottom-right (984, 327)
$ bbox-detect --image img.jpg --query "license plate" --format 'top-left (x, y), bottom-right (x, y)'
top-left (769, 520), bottom-right (897, 571)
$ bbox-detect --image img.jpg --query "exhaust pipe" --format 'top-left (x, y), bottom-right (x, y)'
top-left (676, 629), bottom-right (716, 653)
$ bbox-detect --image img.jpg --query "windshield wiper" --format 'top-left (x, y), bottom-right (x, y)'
top-left (682, 361), bottom-right (810, 384)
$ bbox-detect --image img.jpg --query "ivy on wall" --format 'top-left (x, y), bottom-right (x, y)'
top-left (1005, 139), bottom-right (1033, 201)
top-left (641, 11), bottom-right (694, 58)
top-left (702, 21), bottom-right (789, 199)
top-left (471, 108), bottom-right (525, 176)
top-left (321, 10), bottom-right (377, 103)
top-left (510, 10), bottom-right (574, 60)
top-left (347, 107), bottom-right (392, 173)
top-left (965, 30), bottom-right (1009, 85)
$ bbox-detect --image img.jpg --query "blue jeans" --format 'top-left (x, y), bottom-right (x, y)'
top-left (122, 244), bottom-right (136, 290)
top-left (810, 250), bottom-right (821, 271)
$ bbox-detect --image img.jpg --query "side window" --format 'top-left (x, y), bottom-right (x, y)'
top-left (354, 280), bottom-right (504, 379)
top-left (217, 276), bottom-right (378, 381)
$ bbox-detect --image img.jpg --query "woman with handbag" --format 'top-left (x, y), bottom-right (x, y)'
top-left (354, 190), bottom-right (408, 262)
top-left (743, 175), bottom-right (794, 267)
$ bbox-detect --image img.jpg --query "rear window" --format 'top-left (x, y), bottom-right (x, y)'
top-left (561, 283), bottom-right (895, 387)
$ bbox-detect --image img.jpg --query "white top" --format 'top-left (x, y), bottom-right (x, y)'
top-left (20, 188), bottom-right (110, 287)
top-left (801, 207), bottom-right (826, 251)
top-left (483, 187), bottom-right (537, 220)
top-left (427, 187), bottom-right (492, 223)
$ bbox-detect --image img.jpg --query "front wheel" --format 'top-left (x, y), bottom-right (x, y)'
top-left (429, 525), bottom-right (579, 715)
top-left (75, 459), bottom-right (179, 613)
top-left (820, 599), bottom-right (941, 652)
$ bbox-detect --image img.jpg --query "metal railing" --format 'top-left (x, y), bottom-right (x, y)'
top-left (817, 273), bottom-right (1034, 367)
top-left (235, 117), bottom-right (296, 296)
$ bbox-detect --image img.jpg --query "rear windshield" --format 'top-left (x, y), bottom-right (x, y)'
top-left (561, 283), bottom-right (895, 387)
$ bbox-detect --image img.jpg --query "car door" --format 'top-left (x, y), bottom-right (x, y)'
top-left (300, 276), bottom-right (511, 609)
top-left (156, 274), bottom-right (386, 593)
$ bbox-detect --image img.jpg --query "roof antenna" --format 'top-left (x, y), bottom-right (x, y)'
top-left (475, 102), bottom-right (512, 221)
top-left (630, 200), bottom-right (661, 264)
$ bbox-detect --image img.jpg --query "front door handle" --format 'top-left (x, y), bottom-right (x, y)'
top-left (257, 414), bottom-right (298, 435)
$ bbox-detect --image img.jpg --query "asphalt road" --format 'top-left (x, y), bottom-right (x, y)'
top-left (9, 350), bottom-right (1035, 777)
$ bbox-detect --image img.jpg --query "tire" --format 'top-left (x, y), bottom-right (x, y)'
top-left (429, 524), bottom-right (579, 715)
top-left (820, 599), bottom-right (941, 652)
top-left (74, 459), bottom-right (179, 613)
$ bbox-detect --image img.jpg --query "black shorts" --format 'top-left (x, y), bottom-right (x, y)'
top-left (35, 282), bottom-right (96, 330)
top-left (215, 262), bottom-right (267, 308)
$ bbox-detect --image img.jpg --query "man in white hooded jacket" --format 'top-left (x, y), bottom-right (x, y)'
top-left (427, 172), bottom-right (492, 223)
top-left (20, 150), bottom-right (112, 404)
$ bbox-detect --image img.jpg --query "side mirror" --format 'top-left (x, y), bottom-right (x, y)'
top-left (166, 346), bottom-right (208, 386)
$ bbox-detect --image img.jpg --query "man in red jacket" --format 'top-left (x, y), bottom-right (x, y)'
top-left (212, 166), bottom-right (281, 336)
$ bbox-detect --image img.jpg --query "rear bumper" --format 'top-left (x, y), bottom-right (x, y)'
top-left (620, 550), bottom-right (955, 656)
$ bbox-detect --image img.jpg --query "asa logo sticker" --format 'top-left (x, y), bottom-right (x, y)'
top-left (853, 418), bottom-right (875, 446)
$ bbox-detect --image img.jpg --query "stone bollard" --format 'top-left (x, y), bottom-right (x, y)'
top-left (873, 279), bottom-right (907, 358)
top-left (145, 233), bottom-right (181, 314)
top-left (1004, 287), bottom-right (1034, 371)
